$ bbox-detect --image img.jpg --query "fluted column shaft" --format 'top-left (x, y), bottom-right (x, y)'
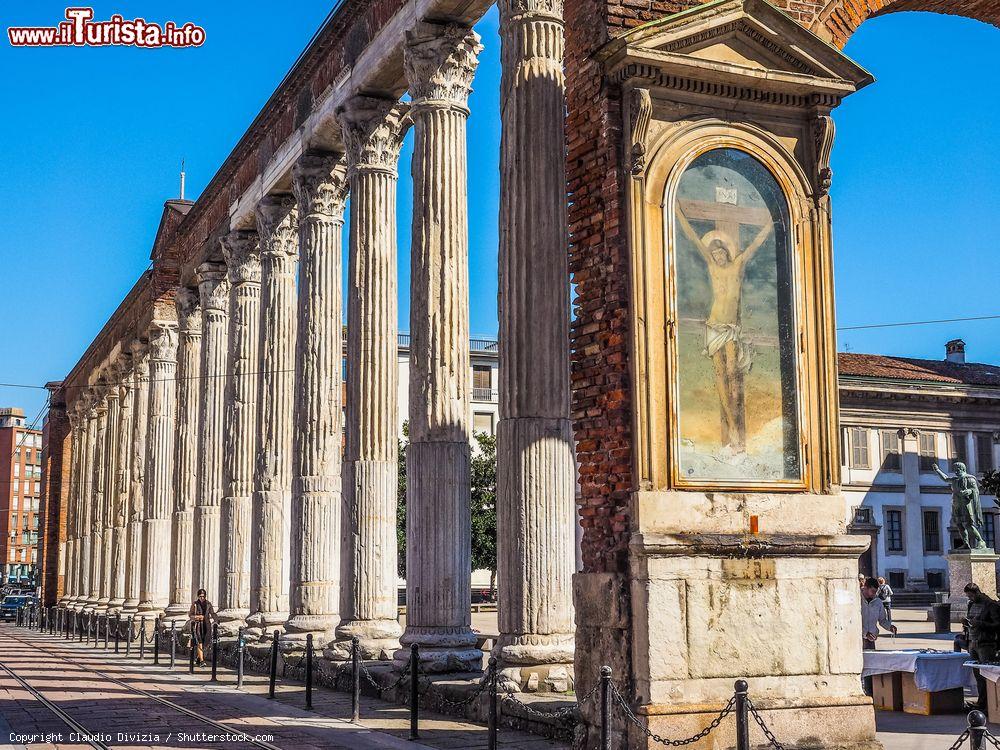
top-left (218, 232), bottom-right (261, 633)
top-left (194, 265), bottom-right (230, 601)
top-left (249, 198), bottom-right (298, 638)
top-left (99, 387), bottom-right (120, 609)
top-left (397, 21), bottom-right (483, 673)
top-left (283, 152), bottom-right (349, 648)
top-left (109, 364), bottom-right (133, 611)
top-left (140, 323), bottom-right (179, 615)
top-left (333, 97), bottom-right (408, 660)
top-left (166, 291), bottom-right (201, 620)
top-left (64, 415), bottom-right (84, 604)
top-left (79, 409), bottom-right (97, 608)
top-left (123, 349), bottom-right (150, 613)
top-left (496, 0), bottom-right (576, 681)
top-left (88, 398), bottom-right (108, 608)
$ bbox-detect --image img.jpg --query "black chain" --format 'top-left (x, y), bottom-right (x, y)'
top-left (496, 673), bottom-right (588, 724)
top-left (747, 700), bottom-right (785, 750)
top-left (426, 667), bottom-right (493, 709)
top-left (946, 730), bottom-right (971, 750)
top-left (982, 730), bottom-right (1000, 749)
top-left (611, 683), bottom-right (734, 747)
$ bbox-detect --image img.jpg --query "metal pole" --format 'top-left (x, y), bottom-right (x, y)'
top-left (169, 621), bottom-right (176, 668)
top-left (352, 636), bottom-right (361, 723)
top-left (189, 624), bottom-right (196, 673)
top-left (305, 634), bottom-right (313, 710)
top-left (126, 616), bottom-right (133, 657)
top-left (103, 616), bottom-right (109, 650)
top-left (488, 656), bottom-right (498, 750)
top-left (139, 616), bottom-right (147, 660)
top-left (268, 631), bottom-right (279, 699)
top-left (970, 710), bottom-right (988, 750)
top-left (114, 615), bottom-right (121, 654)
top-left (210, 622), bottom-right (219, 682)
top-left (409, 643), bottom-right (420, 741)
top-left (600, 666), bottom-right (612, 750)
top-left (735, 680), bottom-right (749, 750)
top-left (154, 622), bottom-right (162, 665)
top-left (236, 627), bottom-right (245, 689)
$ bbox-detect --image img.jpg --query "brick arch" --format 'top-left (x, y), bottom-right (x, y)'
top-left (813, 0), bottom-right (1000, 47)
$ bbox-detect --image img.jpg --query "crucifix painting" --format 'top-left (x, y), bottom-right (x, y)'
top-left (671, 148), bottom-right (801, 483)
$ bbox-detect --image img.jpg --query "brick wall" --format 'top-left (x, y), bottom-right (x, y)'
top-left (38, 403), bottom-right (69, 606)
top-left (817, 0), bottom-right (1000, 48)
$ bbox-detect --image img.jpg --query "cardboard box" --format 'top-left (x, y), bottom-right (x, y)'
top-left (872, 671), bottom-right (903, 711)
top-left (901, 672), bottom-right (965, 715)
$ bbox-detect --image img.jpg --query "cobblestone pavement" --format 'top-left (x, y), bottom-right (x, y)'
top-left (0, 623), bottom-right (568, 750)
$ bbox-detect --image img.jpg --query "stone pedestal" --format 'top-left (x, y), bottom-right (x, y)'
top-left (947, 550), bottom-right (1000, 621)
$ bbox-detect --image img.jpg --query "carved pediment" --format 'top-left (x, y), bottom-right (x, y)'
top-left (600, 0), bottom-right (873, 102)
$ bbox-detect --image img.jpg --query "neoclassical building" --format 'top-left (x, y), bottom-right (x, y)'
top-left (36, 0), bottom-right (1000, 748)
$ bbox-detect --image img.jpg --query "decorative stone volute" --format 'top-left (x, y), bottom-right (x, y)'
top-left (338, 96), bottom-right (410, 176)
top-left (292, 153), bottom-right (348, 220)
top-left (404, 22), bottom-right (483, 111)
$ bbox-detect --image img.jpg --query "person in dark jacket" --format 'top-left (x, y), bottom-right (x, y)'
top-left (964, 583), bottom-right (1000, 710)
top-left (189, 589), bottom-right (218, 667)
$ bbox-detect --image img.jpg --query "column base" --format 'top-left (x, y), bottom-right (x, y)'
top-left (119, 599), bottom-right (140, 615)
top-left (161, 604), bottom-right (190, 627)
top-left (216, 608), bottom-right (251, 638)
top-left (107, 598), bottom-right (126, 613)
top-left (393, 626), bottom-right (483, 674)
top-left (328, 618), bottom-right (402, 661)
top-left (244, 611), bottom-right (288, 643)
top-left (280, 613), bottom-right (338, 652)
top-left (495, 633), bottom-right (575, 692)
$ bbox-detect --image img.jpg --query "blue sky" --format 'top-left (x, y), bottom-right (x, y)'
top-left (0, 4), bottom-right (997, 424)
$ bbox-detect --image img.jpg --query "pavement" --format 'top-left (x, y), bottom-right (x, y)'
top-left (0, 623), bottom-right (568, 750)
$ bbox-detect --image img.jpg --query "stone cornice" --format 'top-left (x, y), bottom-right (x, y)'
top-left (293, 152), bottom-right (349, 221)
top-left (404, 22), bottom-right (483, 111)
top-left (338, 96), bottom-right (410, 176)
top-left (256, 195), bottom-right (299, 259)
top-left (221, 230), bottom-right (262, 286)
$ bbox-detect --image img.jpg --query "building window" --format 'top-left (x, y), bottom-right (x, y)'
top-left (888, 571), bottom-right (906, 590)
top-left (927, 571), bottom-right (945, 590)
top-left (919, 432), bottom-right (938, 472)
top-left (885, 509), bottom-right (904, 554)
top-left (848, 427), bottom-right (870, 469)
top-left (922, 509), bottom-right (941, 554)
top-left (952, 432), bottom-right (969, 470)
top-left (880, 430), bottom-right (901, 472)
top-left (12, 463), bottom-right (18, 478)
top-left (985, 513), bottom-right (997, 551)
top-left (671, 148), bottom-right (801, 485)
top-left (473, 365), bottom-right (491, 390)
top-left (473, 412), bottom-right (494, 436)
top-left (977, 434), bottom-right (995, 474)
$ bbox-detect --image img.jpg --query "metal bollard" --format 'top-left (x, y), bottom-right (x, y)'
top-left (236, 627), bottom-right (245, 690)
top-left (735, 680), bottom-right (749, 750)
top-left (126, 617), bottom-right (134, 657)
top-left (352, 636), bottom-right (361, 722)
top-left (305, 634), bottom-right (314, 710)
top-left (189, 625), bottom-right (196, 674)
top-left (600, 666), bottom-right (612, 750)
top-left (970, 710), bottom-right (988, 750)
top-left (155, 623), bottom-right (162, 666)
top-left (409, 643), bottom-right (420, 741)
top-left (139, 616), bottom-right (147, 660)
top-left (78, 612), bottom-right (84, 642)
top-left (103, 616), bottom-right (109, 650)
top-left (268, 631), bottom-right (279, 699)
top-left (210, 623), bottom-right (219, 682)
top-left (488, 656), bottom-right (498, 750)
top-left (168, 621), bottom-right (176, 668)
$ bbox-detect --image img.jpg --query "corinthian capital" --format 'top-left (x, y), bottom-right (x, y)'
top-left (221, 230), bottom-right (261, 286)
top-left (404, 22), bottom-right (483, 109)
top-left (338, 96), bottom-right (411, 175)
top-left (256, 195), bottom-right (299, 260)
top-left (197, 262), bottom-right (230, 313)
top-left (148, 322), bottom-right (179, 363)
top-left (175, 287), bottom-right (202, 335)
top-left (116, 353), bottom-right (134, 405)
top-left (129, 340), bottom-right (150, 379)
top-left (499, 0), bottom-right (564, 19)
top-left (292, 152), bottom-right (349, 221)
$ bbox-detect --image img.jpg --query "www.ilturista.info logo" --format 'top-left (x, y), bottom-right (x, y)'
top-left (7, 7), bottom-right (206, 48)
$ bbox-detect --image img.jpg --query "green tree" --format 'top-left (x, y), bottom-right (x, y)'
top-left (397, 422), bottom-right (408, 578)
top-left (984, 470), bottom-right (1000, 499)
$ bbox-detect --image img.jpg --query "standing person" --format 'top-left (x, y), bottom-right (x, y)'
top-left (858, 573), bottom-right (866, 590)
top-left (964, 583), bottom-right (1000, 710)
top-left (189, 589), bottom-right (218, 667)
top-left (861, 577), bottom-right (897, 695)
top-left (876, 577), bottom-right (894, 625)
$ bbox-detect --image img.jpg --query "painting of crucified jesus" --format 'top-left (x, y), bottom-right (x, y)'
top-left (671, 148), bottom-right (801, 484)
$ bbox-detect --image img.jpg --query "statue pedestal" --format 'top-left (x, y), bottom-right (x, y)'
top-left (947, 550), bottom-right (999, 621)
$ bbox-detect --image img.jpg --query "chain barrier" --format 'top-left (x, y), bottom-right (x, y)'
top-left (360, 660), bottom-right (410, 695)
top-left (747, 699), bottom-right (785, 750)
top-left (421, 665), bottom-right (493, 709)
top-left (612, 681), bottom-right (734, 748)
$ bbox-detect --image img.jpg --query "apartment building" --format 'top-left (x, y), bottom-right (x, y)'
top-left (0, 408), bottom-right (43, 585)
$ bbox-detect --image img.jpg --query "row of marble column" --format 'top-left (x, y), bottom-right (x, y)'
top-left (59, 3), bottom-right (575, 680)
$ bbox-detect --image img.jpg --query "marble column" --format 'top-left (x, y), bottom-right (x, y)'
top-left (283, 151), bottom-right (349, 648)
top-left (331, 96), bottom-right (408, 660)
top-left (74, 402), bottom-right (94, 609)
top-left (109, 356), bottom-right (133, 612)
top-left (122, 344), bottom-right (150, 614)
top-left (248, 197), bottom-right (297, 639)
top-left (62, 410), bottom-right (83, 605)
top-left (165, 289), bottom-right (201, 622)
top-left (218, 231), bottom-right (261, 634)
top-left (496, 0), bottom-right (576, 687)
top-left (396, 21), bottom-right (483, 673)
top-left (139, 322), bottom-right (179, 615)
top-left (194, 263), bottom-right (229, 602)
top-left (99, 380), bottom-right (120, 610)
top-left (87, 394), bottom-right (108, 610)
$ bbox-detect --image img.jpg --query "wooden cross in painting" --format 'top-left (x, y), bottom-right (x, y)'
top-left (676, 197), bottom-right (774, 451)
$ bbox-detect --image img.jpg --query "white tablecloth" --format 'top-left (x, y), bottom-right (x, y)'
top-left (862, 650), bottom-right (976, 692)
top-left (972, 664), bottom-right (1000, 685)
